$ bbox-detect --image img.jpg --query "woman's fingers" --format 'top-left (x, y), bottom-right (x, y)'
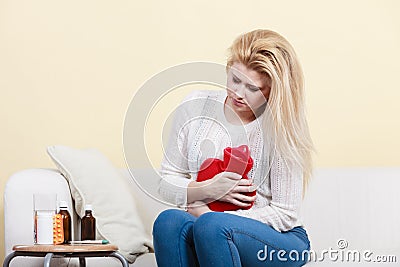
top-left (204, 172), bottom-right (242, 200)
top-left (232, 192), bottom-right (256, 203)
top-left (206, 172), bottom-right (257, 202)
top-left (220, 193), bottom-right (256, 206)
top-left (228, 198), bottom-right (250, 207)
top-left (221, 171), bottom-right (242, 180)
top-left (237, 179), bottom-right (253, 186)
top-left (226, 194), bottom-right (253, 207)
top-left (233, 184), bottom-right (257, 193)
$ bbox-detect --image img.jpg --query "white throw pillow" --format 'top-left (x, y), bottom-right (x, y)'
top-left (47, 145), bottom-right (153, 263)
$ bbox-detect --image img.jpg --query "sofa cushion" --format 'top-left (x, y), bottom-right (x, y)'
top-left (47, 145), bottom-right (153, 263)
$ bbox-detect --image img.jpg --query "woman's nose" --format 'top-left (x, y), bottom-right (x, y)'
top-left (234, 84), bottom-right (245, 99)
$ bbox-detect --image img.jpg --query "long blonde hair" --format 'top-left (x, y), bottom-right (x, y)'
top-left (227, 29), bottom-right (315, 195)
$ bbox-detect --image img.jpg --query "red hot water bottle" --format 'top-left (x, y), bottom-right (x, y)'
top-left (197, 145), bottom-right (256, 211)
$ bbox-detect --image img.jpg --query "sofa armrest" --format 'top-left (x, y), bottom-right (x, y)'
top-left (3, 168), bottom-right (78, 256)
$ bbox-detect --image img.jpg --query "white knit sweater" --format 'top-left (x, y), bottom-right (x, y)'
top-left (159, 90), bottom-right (304, 232)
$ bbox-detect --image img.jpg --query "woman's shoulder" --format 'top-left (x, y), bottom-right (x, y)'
top-left (176, 90), bottom-right (225, 119)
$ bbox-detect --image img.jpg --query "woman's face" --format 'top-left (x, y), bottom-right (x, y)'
top-left (226, 62), bottom-right (271, 118)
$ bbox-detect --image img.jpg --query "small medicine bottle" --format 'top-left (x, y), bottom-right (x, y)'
top-left (58, 201), bottom-right (71, 243)
top-left (81, 204), bottom-right (96, 240)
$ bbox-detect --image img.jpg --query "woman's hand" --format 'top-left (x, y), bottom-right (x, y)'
top-left (207, 171), bottom-right (257, 207)
top-left (187, 171), bottom-right (256, 207)
top-left (187, 201), bottom-right (212, 217)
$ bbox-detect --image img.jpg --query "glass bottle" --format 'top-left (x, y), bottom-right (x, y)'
top-left (58, 201), bottom-right (71, 243)
top-left (81, 204), bottom-right (96, 240)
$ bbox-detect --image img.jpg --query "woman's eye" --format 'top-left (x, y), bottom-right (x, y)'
top-left (247, 86), bottom-right (260, 92)
top-left (232, 77), bottom-right (241, 84)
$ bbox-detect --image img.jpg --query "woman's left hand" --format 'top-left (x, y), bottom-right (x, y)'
top-left (187, 201), bottom-right (212, 217)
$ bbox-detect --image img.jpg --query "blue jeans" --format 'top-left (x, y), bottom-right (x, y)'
top-left (153, 209), bottom-right (310, 267)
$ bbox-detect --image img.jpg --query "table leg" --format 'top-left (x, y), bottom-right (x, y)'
top-left (43, 253), bottom-right (54, 267)
top-left (3, 252), bottom-right (17, 267)
top-left (110, 252), bottom-right (129, 267)
top-left (79, 257), bottom-right (86, 267)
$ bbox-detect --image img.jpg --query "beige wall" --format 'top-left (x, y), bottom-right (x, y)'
top-left (1, 0), bottom-right (399, 261)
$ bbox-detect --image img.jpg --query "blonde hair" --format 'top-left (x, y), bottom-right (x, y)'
top-left (227, 29), bottom-right (315, 196)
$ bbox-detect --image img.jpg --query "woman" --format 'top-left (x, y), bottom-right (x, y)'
top-left (153, 29), bottom-right (314, 267)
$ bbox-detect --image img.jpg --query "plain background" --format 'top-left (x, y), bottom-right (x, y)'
top-left (1, 0), bottom-right (399, 262)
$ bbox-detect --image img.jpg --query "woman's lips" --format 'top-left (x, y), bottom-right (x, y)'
top-left (231, 97), bottom-right (246, 107)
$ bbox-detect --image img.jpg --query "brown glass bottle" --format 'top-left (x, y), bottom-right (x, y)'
top-left (81, 204), bottom-right (96, 240)
top-left (58, 201), bottom-right (71, 243)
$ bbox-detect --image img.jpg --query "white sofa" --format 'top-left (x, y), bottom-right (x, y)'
top-left (4, 167), bottom-right (400, 266)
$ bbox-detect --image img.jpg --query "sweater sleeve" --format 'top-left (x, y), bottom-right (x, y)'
top-left (225, 152), bottom-right (304, 232)
top-left (158, 93), bottom-right (198, 208)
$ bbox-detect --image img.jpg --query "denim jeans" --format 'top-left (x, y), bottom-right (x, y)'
top-left (153, 209), bottom-right (310, 267)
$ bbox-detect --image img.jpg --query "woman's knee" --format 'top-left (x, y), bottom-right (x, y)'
top-left (153, 209), bottom-right (195, 238)
top-left (193, 212), bottom-right (231, 239)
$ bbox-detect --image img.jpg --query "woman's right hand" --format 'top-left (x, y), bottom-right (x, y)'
top-left (205, 171), bottom-right (256, 207)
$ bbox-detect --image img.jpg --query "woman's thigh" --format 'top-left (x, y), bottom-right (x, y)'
top-left (193, 212), bottom-right (310, 267)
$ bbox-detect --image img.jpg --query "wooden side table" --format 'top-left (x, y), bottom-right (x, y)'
top-left (3, 244), bottom-right (129, 267)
